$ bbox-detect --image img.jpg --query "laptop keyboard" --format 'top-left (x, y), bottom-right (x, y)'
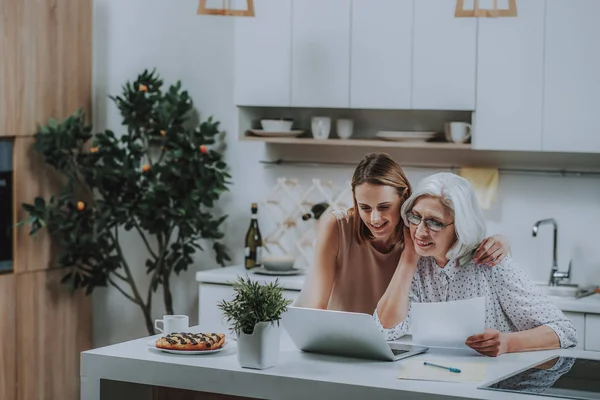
top-left (391, 349), bottom-right (410, 356)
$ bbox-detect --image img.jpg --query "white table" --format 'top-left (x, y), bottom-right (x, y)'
top-left (81, 326), bottom-right (600, 400)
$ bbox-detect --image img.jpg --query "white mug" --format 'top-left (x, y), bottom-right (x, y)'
top-left (445, 122), bottom-right (472, 143)
top-left (311, 117), bottom-right (331, 140)
top-left (336, 119), bottom-right (354, 139)
top-left (155, 315), bottom-right (189, 334)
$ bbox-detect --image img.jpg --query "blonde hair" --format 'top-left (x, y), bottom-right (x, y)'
top-left (350, 153), bottom-right (412, 245)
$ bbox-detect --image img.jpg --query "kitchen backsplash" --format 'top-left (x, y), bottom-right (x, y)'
top-left (255, 167), bottom-right (600, 288)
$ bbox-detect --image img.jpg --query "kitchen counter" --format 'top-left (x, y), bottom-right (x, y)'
top-left (81, 326), bottom-right (600, 400)
top-left (196, 265), bottom-right (306, 291)
top-left (195, 266), bottom-right (600, 314)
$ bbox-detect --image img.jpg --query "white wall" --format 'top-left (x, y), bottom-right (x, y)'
top-left (92, 0), bottom-right (600, 347)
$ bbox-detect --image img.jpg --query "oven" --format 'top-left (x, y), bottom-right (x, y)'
top-left (0, 140), bottom-right (13, 273)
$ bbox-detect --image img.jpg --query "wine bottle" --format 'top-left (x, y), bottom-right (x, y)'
top-left (301, 202), bottom-right (330, 221)
top-left (244, 203), bottom-right (263, 269)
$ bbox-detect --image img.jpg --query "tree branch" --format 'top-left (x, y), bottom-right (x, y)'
top-left (111, 270), bottom-right (127, 281)
top-left (112, 227), bottom-right (146, 308)
top-left (107, 275), bottom-right (138, 304)
top-left (133, 219), bottom-right (158, 259)
top-left (146, 225), bottom-right (175, 308)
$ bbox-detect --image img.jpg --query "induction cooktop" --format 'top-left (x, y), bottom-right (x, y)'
top-left (479, 356), bottom-right (600, 400)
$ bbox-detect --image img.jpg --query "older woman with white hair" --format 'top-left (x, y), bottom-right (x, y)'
top-left (374, 172), bottom-right (577, 356)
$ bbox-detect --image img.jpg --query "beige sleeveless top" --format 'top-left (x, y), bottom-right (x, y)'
top-left (326, 209), bottom-right (404, 314)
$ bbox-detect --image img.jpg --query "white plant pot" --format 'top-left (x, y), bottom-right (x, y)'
top-left (237, 321), bottom-right (281, 370)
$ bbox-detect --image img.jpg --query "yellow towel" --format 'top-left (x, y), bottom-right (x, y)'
top-left (459, 167), bottom-right (499, 210)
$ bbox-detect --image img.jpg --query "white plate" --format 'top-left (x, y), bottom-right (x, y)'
top-left (249, 129), bottom-right (304, 138)
top-left (147, 338), bottom-right (230, 355)
top-left (252, 267), bottom-right (304, 276)
top-left (376, 131), bottom-right (437, 141)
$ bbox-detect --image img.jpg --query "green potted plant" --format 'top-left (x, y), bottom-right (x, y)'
top-left (217, 276), bottom-right (292, 369)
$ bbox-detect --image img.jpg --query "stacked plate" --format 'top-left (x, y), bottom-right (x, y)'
top-left (375, 131), bottom-right (437, 142)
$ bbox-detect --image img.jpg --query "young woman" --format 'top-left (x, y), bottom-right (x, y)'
top-left (295, 153), bottom-right (511, 315)
top-left (375, 172), bottom-right (576, 356)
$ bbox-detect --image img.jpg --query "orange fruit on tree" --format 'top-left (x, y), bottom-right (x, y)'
top-left (139, 84), bottom-right (148, 92)
top-left (142, 164), bottom-right (151, 172)
top-left (199, 145), bottom-right (208, 154)
top-left (90, 147), bottom-right (99, 153)
top-left (77, 201), bottom-right (85, 211)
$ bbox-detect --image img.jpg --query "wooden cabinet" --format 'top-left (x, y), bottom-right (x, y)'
top-left (543, 0), bottom-right (600, 153)
top-left (412, 0), bottom-right (477, 110)
top-left (234, 0), bottom-right (292, 106)
top-left (291, 0), bottom-right (351, 108)
top-left (350, 0), bottom-right (412, 109)
top-left (473, 0), bottom-right (545, 151)
top-left (0, 274), bottom-right (16, 400)
top-left (199, 282), bottom-right (299, 334)
top-left (0, 0), bottom-right (92, 137)
top-left (16, 268), bottom-right (92, 400)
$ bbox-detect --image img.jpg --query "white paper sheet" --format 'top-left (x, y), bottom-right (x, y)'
top-left (411, 297), bottom-right (486, 349)
top-left (397, 358), bottom-right (489, 383)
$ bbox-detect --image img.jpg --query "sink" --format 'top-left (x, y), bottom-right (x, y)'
top-left (536, 283), bottom-right (579, 298)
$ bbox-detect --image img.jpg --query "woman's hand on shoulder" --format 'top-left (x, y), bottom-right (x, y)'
top-left (474, 234), bottom-right (511, 267)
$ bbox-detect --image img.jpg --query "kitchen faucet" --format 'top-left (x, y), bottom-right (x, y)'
top-left (532, 218), bottom-right (571, 286)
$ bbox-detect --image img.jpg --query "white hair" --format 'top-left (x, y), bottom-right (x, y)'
top-left (400, 172), bottom-right (487, 265)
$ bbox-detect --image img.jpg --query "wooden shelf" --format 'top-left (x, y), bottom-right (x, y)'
top-left (241, 135), bottom-right (470, 150)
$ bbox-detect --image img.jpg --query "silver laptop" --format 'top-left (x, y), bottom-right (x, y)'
top-left (282, 306), bottom-right (429, 362)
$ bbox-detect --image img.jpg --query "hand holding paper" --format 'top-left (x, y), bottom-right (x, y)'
top-left (411, 297), bottom-right (486, 349)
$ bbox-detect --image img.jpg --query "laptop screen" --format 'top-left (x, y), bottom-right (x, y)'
top-left (480, 356), bottom-right (600, 400)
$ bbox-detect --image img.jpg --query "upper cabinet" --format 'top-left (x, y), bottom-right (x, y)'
top-left (543, 0), bottom-right (600, 153)
top-left (412, 0), bottom-right (477, 110)
top-left (0, 0), bottom-right (92, 137)
top-left (350, 0), bottom-right (412, 109)
top-left (473, 0), bottom-right (545, 151)
top-left (291, 0), bottom-right (351, 108)
top-left (234, 0), bottom-right (292, 106)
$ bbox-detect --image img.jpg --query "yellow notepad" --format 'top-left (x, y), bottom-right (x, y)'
top-left (397, 358), bottom-right (489, 383)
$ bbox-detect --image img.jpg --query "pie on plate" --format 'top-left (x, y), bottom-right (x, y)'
top-left (155, 332), bottom-right (226, 351)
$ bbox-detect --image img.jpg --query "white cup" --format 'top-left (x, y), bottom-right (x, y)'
top-left (444, 122), bottom-right (472, 143)
top-left (155, 315), bottom-right (189, 334)
top-left (311, 117), bottom-right (331, 140)
top-left (336, 119), bottom-right (353, 139)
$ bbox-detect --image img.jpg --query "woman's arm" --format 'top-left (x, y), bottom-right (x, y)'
top-left (468, 255), bottom-right (577, 356)
top-left (465, 325), bottom-right (561, 357)
top-left (373, 228), bottom-right (420, 339)
top-left (293, 212), bottom-right (339, 309)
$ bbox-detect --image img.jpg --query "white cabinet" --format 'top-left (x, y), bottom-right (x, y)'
top-left (291, 0), bottom-right (351, 108)
top-left (234, 0), bottom-right (293, 106)
top-left (543, 0), bottom-right (600, 153)
top-left (350, 0), bottom-right (412, 109)
top-left (412, 0), bottom-right (477, 110)
top-left (198, 282), bottom-right (300, 334)
top-left (564, 311), bottom-right (585, 350)
top-left (473, 0), bottom-right (545, 151)
top-left (585, 314), bottom-right (600, 351)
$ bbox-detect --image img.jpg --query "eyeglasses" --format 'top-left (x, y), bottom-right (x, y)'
top-left (406, 211), bottom-right (454, 232)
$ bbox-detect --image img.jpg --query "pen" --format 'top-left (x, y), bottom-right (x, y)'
top-left (423, 362), bottom-right (461, 373)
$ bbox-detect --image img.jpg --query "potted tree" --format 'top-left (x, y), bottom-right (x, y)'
top-left (218, 276), bottom-right (292, 369)
top-left (18, 69), bottom-right (232, 335)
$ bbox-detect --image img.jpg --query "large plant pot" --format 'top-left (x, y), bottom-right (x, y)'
top-left (237, 321), bottom-right (281, 369)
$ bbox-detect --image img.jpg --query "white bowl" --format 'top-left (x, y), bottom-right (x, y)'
top-left (260, 119), bottom-right (293, 132)
top-left (262, 255), bottom-right (295, 271)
